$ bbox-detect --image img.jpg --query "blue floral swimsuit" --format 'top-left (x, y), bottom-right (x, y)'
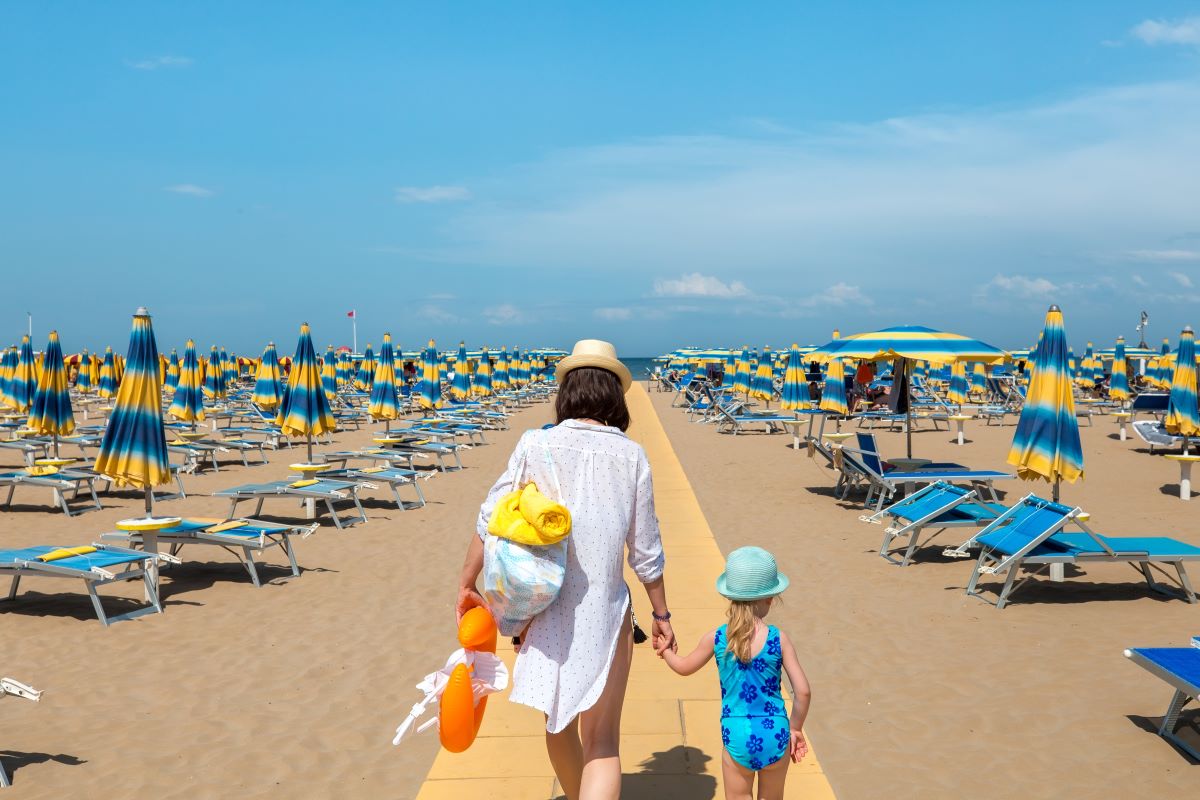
top-left (715, 624), bottom-right (789, 771)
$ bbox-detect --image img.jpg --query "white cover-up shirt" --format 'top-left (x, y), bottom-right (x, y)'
top-left (477, 419), bottom-right (665, 733)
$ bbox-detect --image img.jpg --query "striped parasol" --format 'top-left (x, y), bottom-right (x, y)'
top-left (473, 348), bottom-right (493, 397)
top-left (1165, 326), bottom-right (1200, 448)
top-left (321, 345), bottom-right (338, 399)
top-left (166, 349), bottom-right (180, 393)
top-left (780, 344), bottom-right (809, 411)
top-left (1077, 342), bottom-right (1095, 388)
top-left (336, 349), bottom-right (352, 390)
top-left (369, 333), bottom-right (400, 429)
top-left (356, 343), bottom-right (376, 391)
top-left (819, 358), bottom-right (848, 417)
top-left (809, 325), bottom-right (1006, 365)
top-left (416, 339), bottom-right (443, 410)
top-left (0, 346), bottom-right (15, 409)
top-left (451, 342), bottom-right (472, 400)
top-left (11, 335), bottom-right (39, 413)
top-left (947, 361), bottom-right (969, 407)
top-left (169, 339), bottom-right (206, 426)
top-left (76, 348), bottom-right (93, 394)
top-left (278, 323), bottom-right (337, 463)
top-left (1007, 305), bottom-right (1083, 501)
top-left (732, 347), bottom-right (752, 396)
top-left (751, 346), bottom-right (774, 403)
top-left (203, 346), bottom-right (227, 400)
top-left (493, 347), bottom-right (510, 391)
top-left (27, 330), bottom-right (75, 455)
top-left (510, 347), bottom-right (523, 388)
top-left (1155, 338), bottom-right (1172, 388)
top-left (98, 347), bottom-right (118, 399)
top-left (253, 342), bottom-right (284, 410)
top-left (1109, 337), bottom-right (1131, 403)
top-left (970, 362), bottom-right (987, 396)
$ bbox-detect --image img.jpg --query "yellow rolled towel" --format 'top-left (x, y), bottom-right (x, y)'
top-left (487, 483), bottom-right (571, 546)
top-left (290, 479), bottom-right (319, 488)
top-left (37, 546), bottom-right (97, 562)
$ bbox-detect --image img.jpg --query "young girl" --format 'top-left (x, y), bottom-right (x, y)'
top-left (660, 546), bottom-right (811, 800)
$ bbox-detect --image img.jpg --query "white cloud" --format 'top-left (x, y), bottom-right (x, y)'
top-left (418, 304), bottom-right (462, 324)
top-left (653, 273), bottom-right (750, 298)
top-left (981, 275), bottom-right (1060, 298)
top-left (1132, 17), bottom-right (1200, 47)
top-left (1168, 271), bottom-right (1194, 288)
top-left (126, 55), bottom-right (193, 70)
top-left (594, 307), bottom-right (633, 321)
top-left (483, 304), bottom-right (525, 325)
top-left (394, 185), bottom-right (471, 204)
top-left (164, 184), bottom-right (214, 197)
top-left (426, 293), bottom-right (456, 301)
top-left (1125, 249), bottom-right (1200, 262)
top-left (822, 282), bottom-right (871, 307)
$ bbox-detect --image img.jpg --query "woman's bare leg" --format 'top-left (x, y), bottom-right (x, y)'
top-left (721, 749), bottom-right (755, 800)
top-left (576, 614), bottom-right (633, 799)
top-left (546, 716), bottom-right (583, 799)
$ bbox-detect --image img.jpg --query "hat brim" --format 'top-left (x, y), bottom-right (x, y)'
top-left (554, 355), bottom-right (632, 393)
top-left (715, 572), bottom-right (789, 601)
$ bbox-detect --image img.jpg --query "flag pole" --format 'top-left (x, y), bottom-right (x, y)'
top-left (352, 311), bottom-right (357, 355)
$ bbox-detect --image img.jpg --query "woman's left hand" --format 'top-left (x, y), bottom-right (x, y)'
top-left (456, 585), bottom-right (485, 624)
top-left (652, 618), bottom-right (677, 655)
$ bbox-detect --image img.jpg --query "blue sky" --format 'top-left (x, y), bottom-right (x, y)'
top-left (3, 3), bottom-right (1200, 356)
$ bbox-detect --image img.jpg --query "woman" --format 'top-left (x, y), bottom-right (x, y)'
top-left (456, 339), bottom-right (675, 800)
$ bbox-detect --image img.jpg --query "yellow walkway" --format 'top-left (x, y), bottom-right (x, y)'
top-left (418, 386), bottom-right (836, 799)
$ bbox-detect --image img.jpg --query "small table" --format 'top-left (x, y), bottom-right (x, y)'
top-left (823, 432), bottom-right (854, 446)
top-left (1164, 454), bottom-right (1200, 500)
top-left (117, 516), bottom-right (182, 601)
top-left (289, 464), bottom-right (330, 519)
top-left (888, 457), bottom-right (933, 496)
top-left (1112, 412), bottom-right (1132, 441)
top-left (948, 414), bottom-right (972, 446)
top-left (177, 430), bottom-right (208, 442)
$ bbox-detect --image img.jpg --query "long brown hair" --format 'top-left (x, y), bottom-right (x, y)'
top-left (555, 367), bottom-right (630, 431)
top-left (726, 600), bottom-right (760, 663)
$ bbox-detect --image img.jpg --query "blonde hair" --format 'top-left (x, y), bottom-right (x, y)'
top-left (725, 600), bottom-right (761, 663)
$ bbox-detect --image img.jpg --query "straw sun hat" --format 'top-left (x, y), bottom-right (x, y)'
top-left (554, 339), bottom-right (632, 392)
top-left (716, 546), bottom-right (790, 601)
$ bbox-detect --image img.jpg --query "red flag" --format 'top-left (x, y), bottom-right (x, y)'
top-left (347, 310), bottom-right (356, 318)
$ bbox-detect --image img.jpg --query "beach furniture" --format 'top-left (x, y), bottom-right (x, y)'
top-left (101, 517), bottom-right (316, 587)
top-left (1124, 645), bottom-right (1200, 760)
top-left (1129, 392), bottom-right (1170, 419)
top-left (60, 463), bottom-right (188, 503)
top-left (1, 677), bottom-right (43, 788)
top-left (0, 544), bottom-right (172, 625)
top-left (713, 403), bottom-right (795, 435)
top-left (861, 481), bottom-right (1006, 566)
top-left (834, 446), bottom-right (1009, 510)
top-left (0, 439), bottom-right (49, 467)
top-left (1164, 454), bottom-right (1200, 500)
top-left (213, 478), bottom-right (368, 529)
top-left (314, 466), bottom-right (428, 510)
top-left (372, 436), bottom-right (465, 471)
top-left (0, 469), bottom-right (103, 516)
top-left (1132, 420), bottom-right (1186, 454)
top-left (949, 494), bottom-right (1200, 609)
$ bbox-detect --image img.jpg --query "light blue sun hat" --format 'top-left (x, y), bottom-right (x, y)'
top-left (715, 546), bottom-right (789, 601)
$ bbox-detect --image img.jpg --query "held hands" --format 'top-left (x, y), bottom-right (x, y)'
top-left (455, 585), bottom-right (485, 624)
top-left (790, 729), bottom-right (808, 763)
top-left (652, 617), bottom-right (677, 656)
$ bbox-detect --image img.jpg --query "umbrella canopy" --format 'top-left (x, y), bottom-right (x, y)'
top-left (1165, 327), bottom-right (1200, 440)
top-left (278, 323), bottom-right (337, 462)
top-left (809, 325), bottom-right (1007, 365)
top-left (98, 347), bottom-right (118, 399)
top-left (1110, 337), bottom-right (1131, 402)
top-left (321, 345), bottom-right (337, 399)
top-left (1155, 338), bottom-right (1172, 388)
top-left (970, 362), bottom-right (987, 395)
top-left (1077, 342), bottom-right (1095, 388)
top-left (27, 330), bottom-right (75, 447)
top-left (95, 308), bottom-right (172, 505)
top-left (0, 346), bottom-right (16, 409)
top-left (166, 349), bottom-right (180, 392)
top-left (336, 349), bottom-right (352, 390)
top-left (76, 348), bottom-right (93, 394)
top-left (751, 347), bottom-right (774, 402)
top-left (780, 344), bottom-right (809, 411)
top-left (416, 339), bottom-right (443, 409)
top-left (819, 358), bottom-right (848, 415)
top-left (493, 347), bottom-right (510, 390)
top-left (451, 342), bottom-right (471, 400)
top-left (169, 339), bottom-right (206, 424)
top-left (356, 343), bottom-right (376, 391)
top-left (473, 348), bottom-right (493, 397)
top-left (369, 333), bottom-right (400, 422)
top-left (253, 342), bottom-right (284, 409)
top-left (732, 347), bottom-right (752, 396)
top-left (1006, 305), bottom-right (1083, 500)
top-left (947, 361), bottom-right (969, 406)
top-left (509, 347), bottom-right (523, 388)
top-left (204, 346), bottom-right (228, 400)
top-left (10, 335), bottom-right (39, 412)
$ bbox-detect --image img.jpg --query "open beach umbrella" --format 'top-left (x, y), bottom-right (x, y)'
top-left (1164, 326), bottom-right (1200, 450)
top-left (473, 348), bottom-right (493, 397)
top-left (27, 331), bottom-right (75, 455)
top-left (416, 339), bottom-right (443, 410)
top-left (369, 333), bottom-right (400, 430)
top-left (95, 307), bottom-right (172, 516)
top-left (321, 345), bottom-right (337, 399)
top-left (98, 347), bottom-right (118, 399)
top-left (493, 347), bottom-right (510, 391)
top-left (169, 339), bottom-right (206, 426)
top-left (1110, 337), bottom-right (1131, 403)
top-left (751, 346), bottom-right (774, 403)
top-left (1006, 305), bottom-right (1083, 502)
top-left (451, 342), bottom-right (472, 400)
top-left (10, 335), bottom-right (39, 413)
top-left (947, 361), bottom-right (969, 407)
top-left (252, 342), bottom-right (283, 410)
top-left (732, 347), bottom-right (752, 396)
top-left (780, 344), bottom-right (808, 411)
top-left (278, 323), bottom-right (337, 463)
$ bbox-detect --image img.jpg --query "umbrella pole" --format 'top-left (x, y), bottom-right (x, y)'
top-left (905, 360), bottom-right (913, 459)
top-left (1052, 478), bottom-right (1060, 504)
top-left (143, 485), bottom-right (160, 603)
top-left (52, 432), bottom-right (59, 460)
top-left (306, 435), bottom-right (313, 465)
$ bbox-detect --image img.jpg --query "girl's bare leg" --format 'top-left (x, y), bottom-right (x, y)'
top-left (721, 749), bottom-right (755, 800)
top-left (754, 754), bottom-right (790, 800)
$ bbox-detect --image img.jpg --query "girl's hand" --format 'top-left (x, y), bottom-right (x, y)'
top-left (456, 586), bottom-right (485, 624)
top-left (790, 730), bottom-right (808, 763)
top-left (652, 618), bottom-right (677, 656)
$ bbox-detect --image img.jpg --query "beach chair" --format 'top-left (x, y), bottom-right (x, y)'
top-left (1129, 392), bottom-right (1170, 420)
top-left (948, 494), bottom-right (1200, 609)
top-left (0, 470), bottom-right (103, 517)
top-left (0, 440), bottom-right (48, 467)
top-left (714, 404), bottom-right (794, 435)
top-left (852, 433), bottom-right (968, 472)
top-left (860, 481), bottom-right (1006, 566)
top-left (373, 437), bottom-right (465, 471)
top-left (213, 479), bottom-right (369, 529)
top-left (1, 677), bottom-right (43, 788)
top-left (1124, 644), bottom-right (1200, 760)
top-left (834, 447), bottom-right (1010, 511)
top-left (1132, 420), bottom-right (1186, 454)
top-left (316, 466), bottom-right (428, 510)
top-left (0, 544), bottom-right (175, 625)
top-left (101, 518), bottom-right (316, 587)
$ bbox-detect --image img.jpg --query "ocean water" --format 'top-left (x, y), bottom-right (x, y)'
top-left (621, 357), bottom-right (660, 380)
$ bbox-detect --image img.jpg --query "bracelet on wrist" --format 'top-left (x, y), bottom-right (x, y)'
top-left (652, 610), bottom-right (671, 621)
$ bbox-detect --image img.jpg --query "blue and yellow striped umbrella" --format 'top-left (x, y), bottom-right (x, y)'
top-left (76, 349), bottom-right (93, 394)
top-left (356, 343), bottom-right (376, 391)
top-left (204, 346), bottom-right (228, 400)
top-left (451, 342), bottom-right (472, 400)
top-left (809, 325), bottom-right (1007, 365)
top-left (732, 347), bottom-right (752, 396)
top-left (947, 361), bottom-right (969, 406)
top-left (219, 347), bottom-right (234, 388)
top-left (1110, 337), bottom-right (1130, 403)
top-left (724, 350), bottom-right (737, 384)
top-left (252, 342), bottom-right (284, 410)
top-left (1155, 338), bottom-right (1172, 388)
top-left (780, 344), bottom-right (809, 411)
top-left (0, 346), bottom-right (16, 409)
top-left (416, 339), bottom-right (443, 410)
top-left (1165, 326), bottom-right (1200, 441)
top-left (336, 349), bottom-right (352, 390)
top-left (95, 307), bottom-right (172, 511)
top-left (98, 347), bottom-right (118, 399)
top-left (751, 346), bottom-right (774, 402)
top-left (169, 339), bottom-right (206, 425)
top-left (278, 323), bottom-right (337, 462)
top-left (369, 333), bottom-right (400, 426)
top-left (509, 347), bottom-right (523, 388)
top-left (27, 330), bottom-right (75, 452)
top-left (970, 362), bottom-right (987, 396)
top-left (1077, 342), bottom-right (1095, 389)
top-left (1007, 305), bottom-right (1083, 500)
top-left (321, 345), bottom-right (337, 399)
top-left (819, 358), bottom-right (848, 416)
top-left (10, 335), bottom-right (39, 412)
top-left (493, 347), bottom-right (510, 390)
top-left (473, 347), bottom-right (493, 397)
top-left (166, 349), bottom-right (180, 393)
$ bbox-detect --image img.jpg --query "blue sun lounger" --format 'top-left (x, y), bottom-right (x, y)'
top-left (0, 470), bottom-right (102, 517)
top-left (949, 494), bottom-right (1200, 609)
top-left (1124, 645), bottom-right (1200, 761)
top-left (835, 448), bottom-right (1011, 510)
top-left (314, 466), bottom-right (428, 510)
top-left (213, 479), bottom-right (368, 529)
top-left (0, 544), bottom-right (170, 626)
top-left (861, 481), bottom-right (1006, 566)
top-left (714, 404), bottom-right (795, 435)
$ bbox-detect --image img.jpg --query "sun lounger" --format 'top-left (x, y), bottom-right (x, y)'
top-left (1, 677), bottom-right (43, 788)
top-left (1124, 645), bottom-right (1200, 760)
top-left (316, 466), bottom-right (429, 510)
top-left (835, 447), bottom-right (1010, 510)
top-left (948, 494), bottom-right (1200, 609)
top-left (101, 517), bottom-right (316, 587)
top-left (0, 470), bottom-right (102, 517)
top-left (0, 544), bottom-right (174, 625)
top-left (213, 479), bottom-right (369, 529)
top-left (372, 437), bottom-right (465, 472)
top-left (861, 481), bottom-right (1006, 566)
top-left (0, 439), bottom-right (49, 467)
top-left (714, 404), bottom-right (794, 435)
top-left (1129, 392), bottom-right (1170, 419)
top-left (1132, 420), bottom-right (1186, 453)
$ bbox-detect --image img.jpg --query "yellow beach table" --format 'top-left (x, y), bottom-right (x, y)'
top-left (1163, 454), bottom-right (1200, 501)
top-left (1112, 411), bottom-right (1132, 442)
top-left (948, 414), bottom-right (972, 446)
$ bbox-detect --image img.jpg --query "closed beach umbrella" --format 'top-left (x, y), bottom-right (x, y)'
top-left (336, 349), bottom-right (352, 390)
top-left (780, 344), bottom-right (808, 411)
top-left (27, 330), bottom-right (75, 455)
top-left (76, 349), bottom-right (93, 394)
top-left (203, 346), bottom-right (227, 400)
top-left (947, 361), bottom-right (969, 407)
top-left (1078, 343), bottom-right (1095, 389)
top-left (98, 347), bottom-right (118, 399)
top-left (278, 323), bottom-right (337, 463)
top-left (819, 358), bottom-right (848, 417)
top-left (0, 346), bottom-right (16, 408)
top-left (751, 346), bottom-right (774, 403)
top-left (970, 362), bottom-right (987, 396)
top-left (416, 339), bottom-right (443, 410)
top-left (724, 350), bottom-right (737, 385)
top-left (1007, 305), bottom-right (1083, 501)
top-left (511, 347), bottom-right (525, 388)
top-left (732, 347), bottom-right (752, 396)
top-left (473, 348), bottom-right (493, 397)
top-left (451, 342), bottom-right (472, 400)
top-left (493, 347), bottom-right (510, 391)
top-left (166, 349), bottom-right (180, 392)
top-left (1155, 338), bottom-right (1172, 388)
top-left (369, 333), bottom-right (400, 429)
top-left (1110, 337), bottom-right (1130, 403)
top-left (321, 345), bottom-right (337, 399)
top-left (11, 335), bottom-right (39, 412)
top-left (169, 339), bottom-right (206, 426)
top-left (1165, 326), bottom-right (1200, 448)
top-left (253, 342), bottom-right (283, 410)
top-left (357, 343), bottom-right (376, 391)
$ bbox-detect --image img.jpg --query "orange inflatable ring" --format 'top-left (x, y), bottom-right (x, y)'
top-left (439, 607), bottom-right (498, 752)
